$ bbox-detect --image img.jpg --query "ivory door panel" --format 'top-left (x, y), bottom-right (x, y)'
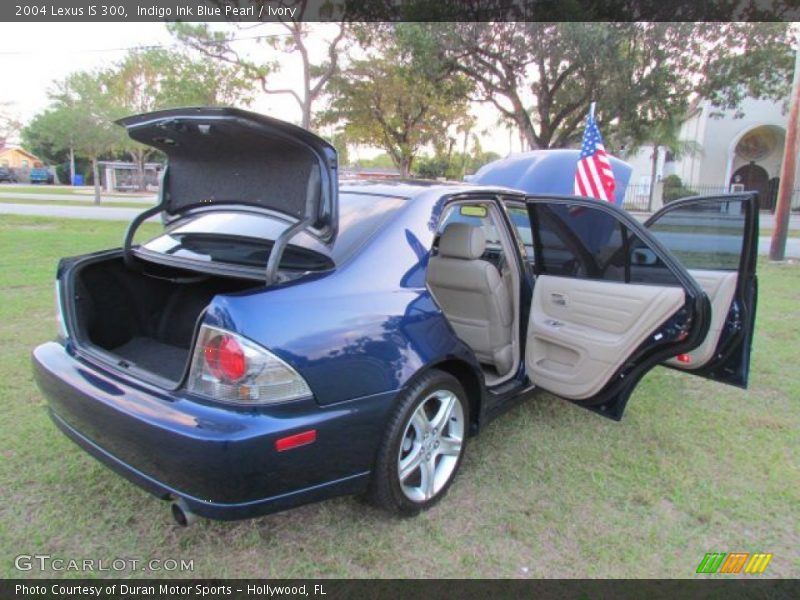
top-left (665, 269), bottom-right (737, 370)
top-left (526, 275), bottom-right (685, 400)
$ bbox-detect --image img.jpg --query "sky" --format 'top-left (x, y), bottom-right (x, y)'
top-left (0, 22), bottom-right (519, 159)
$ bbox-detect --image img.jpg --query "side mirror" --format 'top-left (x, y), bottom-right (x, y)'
top-left (631, 247), bottom-right (658, 266)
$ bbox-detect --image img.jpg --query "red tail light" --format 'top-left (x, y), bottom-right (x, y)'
top-left (187, 325), bottom-right (312, 405)
top-left (676, 353), bottom-right (691, 364)
top-left (204, 334), bottom-right (246, 382)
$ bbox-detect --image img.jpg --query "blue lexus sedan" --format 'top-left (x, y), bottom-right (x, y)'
top-left (32, 108), bottom-right (758, 525)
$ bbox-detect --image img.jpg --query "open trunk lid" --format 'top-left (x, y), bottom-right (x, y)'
top-left (117, 107), bottom-right (339, 244)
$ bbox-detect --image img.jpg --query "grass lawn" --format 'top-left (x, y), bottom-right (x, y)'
top-left (0, 197), bottom-right (153, 210)
top-left (0, 185), bottom-right (82, 195)
top-left (760, 228), bottom-right (800, 239)
top-left (0, 185), bottom-right (152, 198)
top-left (0, 215), bottom-right (797, 579)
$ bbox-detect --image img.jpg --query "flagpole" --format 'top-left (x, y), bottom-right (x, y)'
top-left (589, 102), bottom-right (596, 120)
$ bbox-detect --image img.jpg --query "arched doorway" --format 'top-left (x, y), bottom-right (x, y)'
top-left (731, 163), bottom-right (770, 209)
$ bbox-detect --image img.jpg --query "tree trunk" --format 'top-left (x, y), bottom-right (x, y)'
top-left (92, 157), bottom-right (101, 205)
top-left (135, 154), bottom-right (146, 192)
top-left (69, 147), bottom-right (76, 186)
top-left (460, 126), bottom-right (471, 179)
top-left (648, 144), bottom-right (660, 212)
top-left (399, 157), bottom-right (412, 179)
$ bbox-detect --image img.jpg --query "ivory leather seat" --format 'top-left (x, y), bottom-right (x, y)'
top-left (426, 223), bottom-right (514, 375)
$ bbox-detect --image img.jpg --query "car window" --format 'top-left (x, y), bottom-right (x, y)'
top-left (437, 203), bottom-right (509, 272)
top-left (438, 204), bottom-right (502, 248)
top-left (647, 198), bottom-right (746, 271)
top-left (143, 192), bottom-right (407, 270)
top-left (530, 202), bottom-right (680, 285)
top-left (506, 205), bottom-right (534, 260)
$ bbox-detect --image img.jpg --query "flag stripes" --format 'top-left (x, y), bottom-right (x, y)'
top-left (574, 109), bottom-right (616, 203)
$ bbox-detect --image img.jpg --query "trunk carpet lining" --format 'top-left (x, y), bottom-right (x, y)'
top-left (113, 337), bottom-right (188, 383)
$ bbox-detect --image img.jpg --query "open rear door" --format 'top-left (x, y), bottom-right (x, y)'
top-left (523, 196), bottom-right (712, 420)
top-left (644, 193), bottom-right (759, 387)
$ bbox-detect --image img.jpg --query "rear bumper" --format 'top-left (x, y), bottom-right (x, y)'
top-left (33, 341), bottom-right (395, 520)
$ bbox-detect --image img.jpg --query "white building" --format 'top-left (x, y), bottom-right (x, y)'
top-left (625, 97), bottom-right (796, 212)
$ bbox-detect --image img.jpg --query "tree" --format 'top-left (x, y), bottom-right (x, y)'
top-left (0, 102), bottom-right (21, 147)
top-left (42, 72), bottom-right (127, 203)
top-left (624, 109), bottom-right (702, 210)
top-left (169, 15), bottom-right (348, 129)
top-left (104, 48), bottom-right (254, 190)
top-left (22, 106), bottom-right (79, 181)
top-left (321, 25), bottom-right (472, 178)
top-left (435, 23), bottom-right (795, 152)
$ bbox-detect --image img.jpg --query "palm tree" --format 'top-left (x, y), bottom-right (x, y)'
top-left (627, 111), bottom-right (702, 211)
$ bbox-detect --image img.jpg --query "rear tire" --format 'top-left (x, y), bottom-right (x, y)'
top-left (368, 370), bottom-right (468, 515)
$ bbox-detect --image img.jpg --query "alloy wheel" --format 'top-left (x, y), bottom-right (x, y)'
top-left (396, 389), bottom-right (465, 503)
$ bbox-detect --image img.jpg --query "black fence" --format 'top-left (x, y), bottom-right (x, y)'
top-left (621, 183), bottom-right (800, 213)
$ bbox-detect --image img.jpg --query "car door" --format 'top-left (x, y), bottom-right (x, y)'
top-left (523, 195), bottom-right (713, 420)
top-left (643, 193), bottom-right (758, 387)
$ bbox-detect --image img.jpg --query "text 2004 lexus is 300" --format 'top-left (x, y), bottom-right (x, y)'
top-left (33, 108), bottom-right (758, 525)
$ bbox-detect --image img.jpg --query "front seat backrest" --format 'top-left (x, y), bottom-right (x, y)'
top-left (426, 222), bottom-right (514, 375)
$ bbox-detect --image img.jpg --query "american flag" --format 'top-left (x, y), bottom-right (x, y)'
top-left (574, 111), bottom-right (616, 202)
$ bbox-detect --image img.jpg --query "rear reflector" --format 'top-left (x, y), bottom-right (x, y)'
top-left (676, 353), bottom-right (691, 364)
top-left (275, 430), bottom-right (317, 452)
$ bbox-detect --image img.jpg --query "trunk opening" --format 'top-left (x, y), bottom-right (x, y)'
top-left (70, 255), bottom-right (260, 384)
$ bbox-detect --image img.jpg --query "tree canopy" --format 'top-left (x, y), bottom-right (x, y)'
top-left (433, 22), bottom-right (795, 152)
top-left (169, 20), bottom-right (348, 129)
top-left (321, 24), bottom-right (473, 177)
top-left (23, 47), bottom-right (255, 194)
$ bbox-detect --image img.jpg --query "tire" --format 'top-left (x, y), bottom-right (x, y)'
top-left (368, 369), bottom-right (469, 515)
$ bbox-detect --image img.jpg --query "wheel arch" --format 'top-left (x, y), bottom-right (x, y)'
top-left (412, 358), bottom-right (485, 436)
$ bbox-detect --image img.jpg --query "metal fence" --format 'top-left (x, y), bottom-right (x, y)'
top-left (621, 183), bottom-right (800, 213)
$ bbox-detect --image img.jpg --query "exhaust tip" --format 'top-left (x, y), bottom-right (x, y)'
top-left (171, 499), bottom-right (197, 527)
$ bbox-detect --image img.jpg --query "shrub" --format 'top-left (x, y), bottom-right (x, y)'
top-left (662, 174), bottom-right (697, 203)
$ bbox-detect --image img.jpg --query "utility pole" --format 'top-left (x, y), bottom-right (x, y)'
top-left (770, 44), bottom-right (800, 261)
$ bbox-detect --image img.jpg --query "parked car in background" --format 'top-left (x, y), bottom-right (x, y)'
top-left (0, 166), bottom-right (18, 183)
top-left (32, 108), bottom-right (759, 526)
top-left (29, 165), bottom-right (53, 184)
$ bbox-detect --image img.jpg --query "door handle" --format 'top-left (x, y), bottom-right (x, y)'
top-left (544, 319), bottom-right (565, 329)
top-left (550, 292), bottom-right (568, 307)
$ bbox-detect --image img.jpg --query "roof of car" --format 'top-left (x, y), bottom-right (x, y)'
top-left (339, 178), bottom-right (516, 199)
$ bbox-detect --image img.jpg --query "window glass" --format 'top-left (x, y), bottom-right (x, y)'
top-left (648, 199), bottom-right (745, 270)
top-left (142, 192), bottom-right (407, 270)
top-left (437, 204), bottom-right (507, 271)
top-left (438, 204), bottom-right (502, 248)
top-left (531, 202), bottom-right (684, 286)
top-left (627, 230), bottom-right (681, 286)
top-left (507, 205), bottom-right (534, 260)
top-left (531, 203), bottom-right (625, 281)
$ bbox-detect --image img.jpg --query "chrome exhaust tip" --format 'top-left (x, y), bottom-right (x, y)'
top-left (171, 499), bottom-right (198, 527)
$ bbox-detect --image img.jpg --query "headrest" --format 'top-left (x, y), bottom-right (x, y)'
top-left (438, 223), bottom-right (486, 260)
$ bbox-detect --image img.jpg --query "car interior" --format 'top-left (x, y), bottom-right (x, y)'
top-left (426, 203), bottom-right (522, 386)
top-left (426, 196), bottom-right (748, 399)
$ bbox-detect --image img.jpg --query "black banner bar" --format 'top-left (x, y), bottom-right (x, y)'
top-left (1, 0), bottom-right (799, 22)
top-left (2, 579), bottom-right (800, 600)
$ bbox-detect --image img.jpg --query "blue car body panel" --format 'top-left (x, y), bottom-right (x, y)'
top-left (32, 183), bottom-right (529, 519)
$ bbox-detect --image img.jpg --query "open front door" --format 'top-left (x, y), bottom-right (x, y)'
top-left (524, 196), bottom-right (711, 420)
top-left (644, 193), bottom-right (759, 387)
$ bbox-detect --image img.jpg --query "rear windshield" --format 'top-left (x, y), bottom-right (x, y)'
top-left (141, 192), bottom-right (407, 271)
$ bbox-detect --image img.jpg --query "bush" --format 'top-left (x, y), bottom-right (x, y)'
top-left (662, 174), bottom-right (697, 203)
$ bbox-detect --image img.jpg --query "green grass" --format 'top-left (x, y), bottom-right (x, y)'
top-left (0, 197), bottom-right (153, 210)
top-left (0, 185), bottom-right (152, 197)
top-left (760, 228), bottom-right (800, 239)
top-left (0, 215), bottom-right (797, 579)
top-left (0, 185), bottom-right (82, 195)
